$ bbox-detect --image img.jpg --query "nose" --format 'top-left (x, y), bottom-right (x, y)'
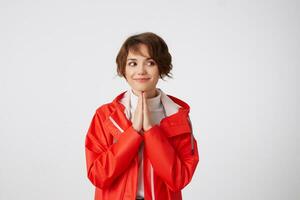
top-left (137, 64), bottom-right (147, 75)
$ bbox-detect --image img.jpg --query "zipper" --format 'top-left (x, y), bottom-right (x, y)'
top-left (150, 164), bottom-right (155, 200)
top-left (110, 116), bottom-right (155, 199)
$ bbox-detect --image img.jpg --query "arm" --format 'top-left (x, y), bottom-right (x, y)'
top-left (143, 122), bottom-right (199, 191)
top-left (85, 110), bottom-right (143, 189)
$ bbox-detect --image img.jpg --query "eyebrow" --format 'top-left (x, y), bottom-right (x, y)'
top-left (127, 57), bottom-right (153, 61)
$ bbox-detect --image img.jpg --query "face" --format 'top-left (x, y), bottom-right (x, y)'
top-left (125, 44), bottom-right (160, 94)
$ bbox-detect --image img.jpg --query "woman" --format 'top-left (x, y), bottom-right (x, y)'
top-left (85, 32), bottom-right (199, 200)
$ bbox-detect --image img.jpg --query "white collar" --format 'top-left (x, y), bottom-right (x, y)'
top-left (129, 88), bottom-right (162, 112)
top-left (120, 88), bottom-right (181, 119)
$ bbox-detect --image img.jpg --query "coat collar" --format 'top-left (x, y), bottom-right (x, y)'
top-left (119, 88), bottom-right (187, 119)
top-left (105, 89), bottom-right (191, 138)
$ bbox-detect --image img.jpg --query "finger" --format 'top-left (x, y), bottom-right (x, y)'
top-left (142, 92), bottom-right (147, 113)
top-left (133, 91), bottom-right (143, 132)
top-left (138, 92), bottom-right (143, 115)
top-left (141, 92), bottom-right (145, 119)
top-left (142, 92), bottom-right (153, 131)
top-left (143, 92), bottom-right (150, 119)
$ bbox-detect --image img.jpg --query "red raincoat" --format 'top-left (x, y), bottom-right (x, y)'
top-left (85, 91), bottom-right (199, 200)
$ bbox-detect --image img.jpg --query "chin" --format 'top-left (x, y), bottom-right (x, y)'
top-left (133, 85), bottom-right (154, 92)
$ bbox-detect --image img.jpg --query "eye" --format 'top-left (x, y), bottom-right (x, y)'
top-left (147, 60), bottom-right (156, 66)
top-left (127, 62), bottom-right (137, 67)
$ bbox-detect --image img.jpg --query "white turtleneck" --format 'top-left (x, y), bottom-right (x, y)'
top-left (128, 88), bottom-right (166, 199)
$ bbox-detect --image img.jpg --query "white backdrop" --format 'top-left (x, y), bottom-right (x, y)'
top-left (0, 0), bottom-right (299, 199)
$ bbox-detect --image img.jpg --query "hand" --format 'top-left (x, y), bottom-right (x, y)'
top-left (132, 91), bottom-right (143, 132)
top-left (142, 91), bottom-right (153, 131)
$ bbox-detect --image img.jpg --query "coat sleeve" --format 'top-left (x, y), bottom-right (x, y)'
top-left (85, 110), bottom-right (143, 189)
top-left (143, 118), bottom-right (199, 192)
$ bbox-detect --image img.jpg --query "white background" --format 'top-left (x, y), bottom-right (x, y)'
top-left (0, 0), bottom-right (299, 199)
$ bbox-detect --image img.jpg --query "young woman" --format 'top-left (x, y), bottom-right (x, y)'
top-left (85, 32), bottom-right (199, 200)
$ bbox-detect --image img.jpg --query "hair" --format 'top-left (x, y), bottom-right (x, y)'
top-left (116, 32), bottom-right (173, 80)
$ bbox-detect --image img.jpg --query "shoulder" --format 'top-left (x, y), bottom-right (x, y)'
top-left (93, 91), bottom-right (126, 118)
top-left (95, 103), bottom-right (112, 113)
top-left (160, 89), bottom-right (191, 112)
top-left (167, 94), bottom-right (190, 107)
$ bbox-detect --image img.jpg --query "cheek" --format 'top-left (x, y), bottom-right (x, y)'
top-left (124, 68), bottom-right (136, 85)
top-left (151, 67), bottom-right (160, 79)
top-left (124, 67), bottom-right (132, 78)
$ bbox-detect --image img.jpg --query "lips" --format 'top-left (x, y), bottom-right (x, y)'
top-left (133, 78), bottom-right (150, 82)
top-left (134, 78), bottom-right (150, 80)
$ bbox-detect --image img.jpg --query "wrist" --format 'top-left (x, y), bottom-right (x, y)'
top-left (132, 125), bottom-right (141, 132)
top-left (143, 125), bottom-right (153, 132)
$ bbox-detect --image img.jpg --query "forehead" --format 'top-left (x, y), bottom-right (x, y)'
top-left (127, 43), bottom-right (151, 59)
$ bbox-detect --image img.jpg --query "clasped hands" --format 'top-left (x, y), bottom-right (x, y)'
top-left (132, 91), bottom-right (154, 134)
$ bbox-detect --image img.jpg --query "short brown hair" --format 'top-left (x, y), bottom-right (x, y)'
top-left (116, 32), bottom-right (173, 79)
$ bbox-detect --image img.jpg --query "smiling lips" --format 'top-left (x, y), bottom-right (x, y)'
top-left (134, 78), bottom-right (150, 82)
